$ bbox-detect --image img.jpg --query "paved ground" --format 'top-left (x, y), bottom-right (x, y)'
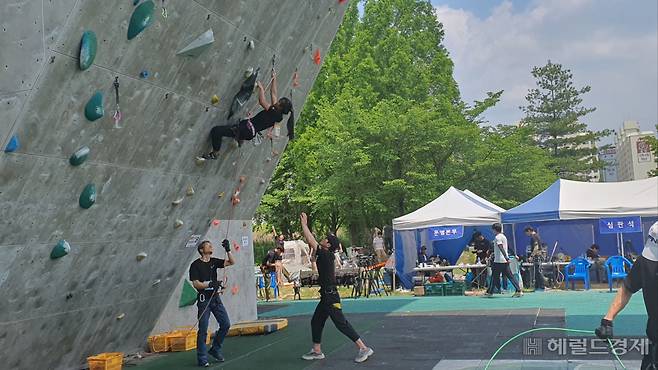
top-left (130, 290), bottom-right (648, 370)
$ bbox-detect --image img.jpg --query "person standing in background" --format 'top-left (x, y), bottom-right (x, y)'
top-left (373, 229), bottom-right (387, 263)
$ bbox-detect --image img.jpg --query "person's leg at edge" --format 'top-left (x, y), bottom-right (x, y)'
top-left (200, 125), bottom-right (235, 159)
top-left (303, 301), bottom-right (329, 360)
top-left (207, 296), bottom-right (231, 361)
top-left (325, 292), bottom-right (373, 362)
top-left (263, 272), bottom-right (271, 301)
top-left (196, 297), bottom-right (212, 366)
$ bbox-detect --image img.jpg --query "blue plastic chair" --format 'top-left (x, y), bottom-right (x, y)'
top-left (604, 256), bottom-right (633, 292)
top-left (564, 257), bottom-right (591, 290)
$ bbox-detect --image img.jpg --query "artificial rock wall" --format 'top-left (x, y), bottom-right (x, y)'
top-left (0, 1), bottom-right (346, 369)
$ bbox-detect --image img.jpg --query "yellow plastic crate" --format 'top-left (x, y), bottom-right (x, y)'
top-left (228, 319), bottom-right (288, 336)
top-left (87, 352), bottom-right (123, 370)
top-left (147, 334), bottom-right (170, 353)
top-left (167, 329), bottom-right (211, 352)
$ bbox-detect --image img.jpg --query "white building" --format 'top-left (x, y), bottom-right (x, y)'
top-left (598, 146), bottom-right (618, 182)
top-left (615, 121), bottom-right (656, 181)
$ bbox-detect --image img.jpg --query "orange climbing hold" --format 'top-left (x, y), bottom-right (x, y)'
top-left (212, 219), bottom-right (220, 226)
top-left (239, 176), bottom-right (246, 184)
top-left (339, 0), bottom-right (348, 4)
top-left (313, 49), bottom-right (321, 65)
top-left (231, 285), bottom-right (239, 295)
top-left (292, 69), bottom-right (300, 87)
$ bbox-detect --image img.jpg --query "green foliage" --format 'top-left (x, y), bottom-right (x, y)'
top-left (521, 60), bottom-right (610, 180)
top-left (257, 0), bottom-right (556, 245)
top-left (645, 124), bottom-right (658, 177)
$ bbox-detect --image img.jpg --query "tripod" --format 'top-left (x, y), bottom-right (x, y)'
top-left (350, 265), bottom-right (389, 298)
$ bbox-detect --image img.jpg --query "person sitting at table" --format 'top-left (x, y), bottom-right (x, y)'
top-left (586, 244), bottom-right (606, 284)
top-left (418, 246), bottom-right (430, 266)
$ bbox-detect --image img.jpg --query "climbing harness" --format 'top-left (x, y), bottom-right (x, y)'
top-left (112, 77), bottom-right (122, 128)
top-left (484, 327), bottom-right (626, 370)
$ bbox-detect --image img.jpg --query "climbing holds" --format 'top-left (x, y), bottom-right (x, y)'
top-left (136, 252), bottom-right (148, 261)
top-left (260, 179), bottom-right (266, 185)
top-left (79, 183), bottom-right (97, 209)
top-left (244, 67), bottom-right (254, 79)
top-left (50, 240), bottom-right (71, 259)
top-left (231, 285), bottom-right (239, 295)
top-left (84, 92), bottom-right (104, 121)
top-left (171, 197), bottom-right (183, 206)
top-left (4, 135), bottom-right (19, 153)
top-left (231, 194), bottom-right (240, 206)
top-left (212, 219), bottom-right (220, 226)
top-left (239, 176), bottom-right (246, 184)
top-left (78, 31), bottom-right (97, 71)
top-left (174, 219), bottom-right (184, 228)
top-left (186, 185), bottom-right (194, 196)
top-left (69, 146), bottom-right (90, 166)
top-left (265, 157), bottom-right (272, 162)
top-left (292, 69), bottom-right (300, 88)
top-left (247, 40), bottom-right (255, 50)
top-left (211, 95), bottom-right (219, 105)
top-left (116, 313), bottom-right (125, 320)
top-left (339, 0), bottom-right (348, 3)
top-left (152, 279), bottom-right (161, 286)
top-left (176, 29), bottom-right (214, 57)
top-left (217, 192), bottom-right (225, 198)
top-left (139, 70), bottom-right (149, 78)
top-left (313, 49), bottom-right (322, 65)
top-left (112, 77), bottom-right (122, 128)
top-left (128, 0), bottom-right (155, 40)
top-left (272, 150), bottom-right (280, 157)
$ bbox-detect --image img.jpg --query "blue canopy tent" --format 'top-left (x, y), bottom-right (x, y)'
top-left (392, 187), bottom-right (505, 289)
top-left (502, 177), bottom-right (658, 258)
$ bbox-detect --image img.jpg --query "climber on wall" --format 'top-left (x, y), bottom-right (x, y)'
top-left (196, 70), bottom-right (294, 162)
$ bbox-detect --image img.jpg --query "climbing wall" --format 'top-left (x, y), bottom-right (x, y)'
top-left (0, 1), bottom-right (347, 369)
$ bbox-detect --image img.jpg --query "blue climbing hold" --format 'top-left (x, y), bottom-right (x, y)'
top-left (128, 1), bottom-right (155, 40)
top-left (78, 31), bottom-right (97, 71)
top-left (69, 146), bottom-right (90, 166)
top-left (139, 70), bottom-right (149, 78)
top-left (84, 92), bottom-right (104, 121)
top-left (4, 135), bottom-right (19, 153)
top-left (50, 240), bottom-right (71, 259)
top-left (79, 183), bottom-right (97, 209)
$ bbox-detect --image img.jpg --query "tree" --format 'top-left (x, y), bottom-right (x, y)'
top-left (645, 124), bottom-right (658, 177)
top-left (257, 0), bottom-right (556, 245)
top-left (521, 61), bottom-right (609, 180)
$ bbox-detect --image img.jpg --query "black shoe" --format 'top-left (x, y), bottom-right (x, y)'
top-left (208, 349), bottom-right (225, 362)
top-left (196, 152), bottom-right (217, 161)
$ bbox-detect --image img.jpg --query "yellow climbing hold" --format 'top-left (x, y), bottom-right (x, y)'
top-left (217, 192), bottom-right (225, 198)
top-left (211, 95), bottom-right (219, 105)
top-left (186, 185), bottom-right (194, 196)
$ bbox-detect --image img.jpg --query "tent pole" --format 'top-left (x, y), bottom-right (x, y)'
top-left (392, 229), bottom-right (396, 291)
top-left (620, 233), bottom-right (625, 257)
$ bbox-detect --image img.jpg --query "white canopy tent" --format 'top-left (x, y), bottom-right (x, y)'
top-left (392, 187), bottom-right (505, 288)
top-left (392, 186), bottom-right (503, 231)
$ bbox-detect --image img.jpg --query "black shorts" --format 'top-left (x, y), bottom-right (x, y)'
top-left (624, 256), bottom-right (658, 342)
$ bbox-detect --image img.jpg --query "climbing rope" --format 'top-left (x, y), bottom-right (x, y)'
top-left (484, 327), bottom-right (626, 370)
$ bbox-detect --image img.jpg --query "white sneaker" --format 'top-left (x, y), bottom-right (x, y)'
top-left (302, 350), bottom-right (325, 360)
top-left (354, 347), bottom-right (374, 363)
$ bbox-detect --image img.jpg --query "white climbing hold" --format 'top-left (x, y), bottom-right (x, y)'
top-left (217, 192), bottom-right (225, 198)
top-left (172, 197), bottom-right (184, 206)
top-left (176, 29), bottom-right (214, 57)
top-left (152, 279), bottom-right (161, 286)
top-left (260, 179), bottom-right (266, 184)
top-left (247, 40), bottom-right (255, 49)
top-left (244, 67), bottom-right (254, 78)
top-left (136, 252), bottom-right (148, 261)
top-left (186, 185), bottom-right (194, 196)
top-left (266, 157), bottom-right (272, 162)
top-left (195, 157), bottom-right (205, 166)
top-left (116, 313), bottom-right (125, 320)
top-left (174, 219), bottom-right (184, 228)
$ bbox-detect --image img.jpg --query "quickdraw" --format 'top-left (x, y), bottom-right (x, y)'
top-left (112, 77), bottom-right (122, 128)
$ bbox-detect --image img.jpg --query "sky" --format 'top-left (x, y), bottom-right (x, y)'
top-left (431, 0), bottom-right (658, 141)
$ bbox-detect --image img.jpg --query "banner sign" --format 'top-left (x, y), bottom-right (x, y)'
top-left (428, 225), bottom-right (464, 240)
top-left (599, 217), bottom-right (642, 234)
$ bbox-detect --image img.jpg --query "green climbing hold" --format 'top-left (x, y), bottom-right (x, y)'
top-left (50, 240), bottom-right (71, 259)
top-left (79, 183), bottom-right (96, 209)
top-left (69, 146), bottom-right (90, 166)
top-left (78, 31), bottom-right (97, 70)
top-left (179, 280), bottom-right (198, 307)
top-left (127, 1), bottom-right (155, 40)
top-left (84, 92), bottom-right (104, 121)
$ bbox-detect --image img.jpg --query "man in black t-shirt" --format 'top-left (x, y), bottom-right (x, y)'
top-left (260, 246), bottom-right (284, 301)
top-left (524, 226), bottom-right (545, 290)
top-left (189, 239), bottom-right (235, 367)
top-left (299, 213), bottom-right (374, 364)
top-left (596, 221), bottom-right (658, 369)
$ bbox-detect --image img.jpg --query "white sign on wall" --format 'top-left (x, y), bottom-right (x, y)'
top-left (637, 139), bottom-right (652, 163)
